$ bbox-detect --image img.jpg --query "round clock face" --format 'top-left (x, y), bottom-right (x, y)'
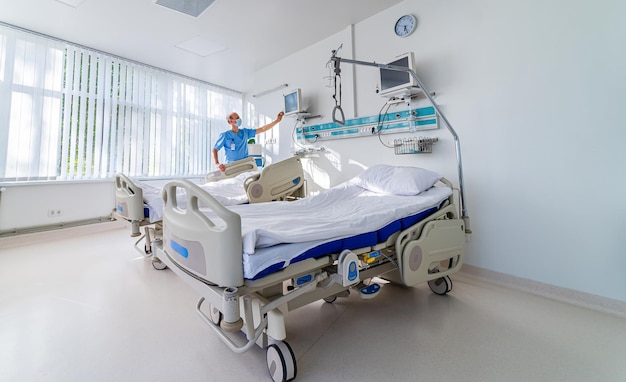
top-left (394, 14), bottom-right (417, 37)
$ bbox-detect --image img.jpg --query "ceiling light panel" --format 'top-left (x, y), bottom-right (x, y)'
top-left (54, 0), bottom-right (87, 7)
top-left (155, 0), bottom-right (216, 17)
top-left (175, 36), bottom-right (226, 57)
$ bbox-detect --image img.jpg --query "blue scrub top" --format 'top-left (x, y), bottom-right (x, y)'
top-left (213, 128), bottom-right (256, 163)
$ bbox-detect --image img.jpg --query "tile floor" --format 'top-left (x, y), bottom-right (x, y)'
top-left (1, 223), bottom-right (625, 382)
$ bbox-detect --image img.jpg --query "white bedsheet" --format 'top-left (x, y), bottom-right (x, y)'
top-left (142, 171), bottom-right (256, 222)
top-left (234, 183), bottom-right (451, 278)
top-left (218, 183), bottom-right (453, 255)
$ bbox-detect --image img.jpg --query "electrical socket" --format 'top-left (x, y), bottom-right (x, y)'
top-left (48, 209), bottom-right (62, 217)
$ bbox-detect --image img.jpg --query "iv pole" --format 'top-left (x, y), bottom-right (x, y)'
top-left (330, 50), bottom-right (471, 234)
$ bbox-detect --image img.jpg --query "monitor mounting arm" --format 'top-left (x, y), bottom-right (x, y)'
top-left (329, 50), bottom-right (471, 233)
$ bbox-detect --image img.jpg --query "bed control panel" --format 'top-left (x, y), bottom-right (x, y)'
top-left (338, 250), bottom-right (360, 287)
top-left (363, 249), bottom-right (382, 264)
top-left (293, 273), bottom-right (315, 287)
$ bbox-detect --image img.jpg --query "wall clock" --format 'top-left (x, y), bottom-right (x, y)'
top-left (394, 14), bottom-right (417, 38)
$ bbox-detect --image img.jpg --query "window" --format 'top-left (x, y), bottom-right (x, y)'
top-left (0, 23), bottom-right (242, 182)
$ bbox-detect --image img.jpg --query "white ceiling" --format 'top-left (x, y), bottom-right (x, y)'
top-left (0, 0), bottom-right (403, 92)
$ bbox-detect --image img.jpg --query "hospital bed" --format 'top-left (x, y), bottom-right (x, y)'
top-left (149, 164), bottom-right (466, 382)
top-left (113, 156), bottom-right (305, 255)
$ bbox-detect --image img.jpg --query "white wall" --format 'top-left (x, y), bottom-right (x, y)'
top-left (244, 26), bottom-right (357, 171)
top-left (247, 0), bottom-right (626, 302)
top-left (0, 181), bottom-right (114, 231)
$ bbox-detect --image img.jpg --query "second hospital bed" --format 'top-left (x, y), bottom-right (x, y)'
top-left (113, 156), bottom-right (305, 254)
top-left (149, 164), bottom-right (466, 382)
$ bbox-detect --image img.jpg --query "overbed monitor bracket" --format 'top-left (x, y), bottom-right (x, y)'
top-left (380, 86), bottom-right (424, 100)
top-left (295, 112), bottom-right (321, 124)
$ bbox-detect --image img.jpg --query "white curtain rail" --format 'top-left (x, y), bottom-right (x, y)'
top-left (252, 84), bottom-right (289, 98)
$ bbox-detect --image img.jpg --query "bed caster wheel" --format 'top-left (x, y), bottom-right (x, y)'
top-left (208, 303), bottom-right (222, 325)
top-left (151, 259), bottom-right (167, 270)
top-left (428, 275), bottom-right (452, 295)
top-left (323, 289), bottom-right (349, 303)
top-left (144, 245), bottom-right (152, 255)
top-left (266, 341), bottom-right (297, 382)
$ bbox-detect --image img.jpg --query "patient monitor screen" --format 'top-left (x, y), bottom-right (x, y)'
top-left (284, 89), bottom-right (301, 115)
top-left (380, 56), bottom-right (411, 93)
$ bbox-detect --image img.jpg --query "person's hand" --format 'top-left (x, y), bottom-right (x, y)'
top-left (218, 163), bottom-right (226, 172)
top-left (276, 111), bottom-right (284, 122)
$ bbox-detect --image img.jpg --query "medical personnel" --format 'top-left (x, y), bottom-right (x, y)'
top-left (212, 111), bottom-right (284, 172)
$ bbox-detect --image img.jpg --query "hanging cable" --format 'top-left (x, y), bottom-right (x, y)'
top-left (291, 119), bottom-right (306, 150)
top-left (376, 100), bottom-right (395, 148)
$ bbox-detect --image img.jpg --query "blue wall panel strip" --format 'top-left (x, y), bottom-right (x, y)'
top-left (298, 106), bottom-right (438, 141)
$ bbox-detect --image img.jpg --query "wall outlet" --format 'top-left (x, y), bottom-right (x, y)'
top-left (48, 209), bottom-right (62, 217)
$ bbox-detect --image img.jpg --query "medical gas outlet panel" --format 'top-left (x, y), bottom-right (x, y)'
top-left (296, 106), bottom-right (438, 143)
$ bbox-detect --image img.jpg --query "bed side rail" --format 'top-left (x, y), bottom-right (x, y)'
top-left (114, 173), bottom-right (144, 222)
top-left (437, 177), bottom-right (456, 211)
top-left (244, 156), bottom-right (305, 203)
top-left (205, 157), bottom-right (258, 183)
top-left (161, 179), bottom-right (244, 287)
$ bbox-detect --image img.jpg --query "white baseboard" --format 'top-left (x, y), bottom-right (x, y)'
top-left (458, 265), bottom-right (626, 319)
top-left (0, 220), bottom-right (126, 249)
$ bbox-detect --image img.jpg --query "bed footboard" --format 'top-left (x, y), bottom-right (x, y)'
top-left (114, 173), bottom-right (145, 236)
top-left (244, 157), bottom-right (304, 203)
top-left (160, 179), bottom-right (244, 287)
top-left (394, 204), bottom-right (465, 287)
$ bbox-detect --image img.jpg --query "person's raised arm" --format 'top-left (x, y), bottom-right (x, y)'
top-left (255, 111), bottom-right (284, 134)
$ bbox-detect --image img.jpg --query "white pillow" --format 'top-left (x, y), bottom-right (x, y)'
top-left (352, 165), bottom-right (441, 195)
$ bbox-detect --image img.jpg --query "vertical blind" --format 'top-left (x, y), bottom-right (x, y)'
top-left (0, 23), bottom-right (242, 182)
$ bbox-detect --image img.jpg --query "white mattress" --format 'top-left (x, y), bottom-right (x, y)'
top-left (188, 182), bottom-right (452, 278)
top-left (141, 171), bottom-right (257, 222)
top-left (213, 183), bottom-right (452, 278)
top-left (228, 183), bottom-right (452, 254)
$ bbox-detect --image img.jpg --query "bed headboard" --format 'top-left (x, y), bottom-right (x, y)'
top-left (244, 156), bottom-right (305, 203)
top-left (205, 157), bottom-right (258, 183)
